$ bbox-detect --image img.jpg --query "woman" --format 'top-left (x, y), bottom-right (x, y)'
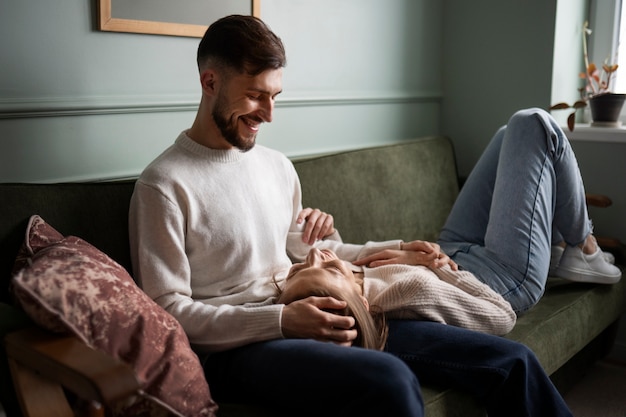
top-left (348, 108), bottom-right (621, 314)
top-left (279, 233), bottom-right (572, 416)
top-left (277, 242), bottom-right (517, 347)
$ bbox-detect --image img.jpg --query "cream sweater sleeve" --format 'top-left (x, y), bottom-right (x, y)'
top-left (364, 265), bottom-right (516, 335)
top-left (286, 228), bottom-right (402, 263)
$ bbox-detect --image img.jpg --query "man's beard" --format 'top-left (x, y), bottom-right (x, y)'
top-left (212, 93), bottom-right (257, 152)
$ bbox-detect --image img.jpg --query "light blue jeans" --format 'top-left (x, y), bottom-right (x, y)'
top-left (438, 108), bottom-right (590, 313)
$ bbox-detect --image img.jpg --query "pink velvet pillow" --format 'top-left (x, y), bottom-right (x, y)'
top-left (11, 215), bottom-right (218, 417)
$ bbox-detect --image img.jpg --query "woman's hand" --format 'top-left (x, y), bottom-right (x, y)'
top-left (297, 208), bottom-right (336, 245)
top-left (353, 240), bottom-right (458, 270)
top-left (281, 296), bottom-right (357, 346)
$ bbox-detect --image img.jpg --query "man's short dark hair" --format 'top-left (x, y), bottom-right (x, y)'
top-left (197, 15), bottom-right (286, 75)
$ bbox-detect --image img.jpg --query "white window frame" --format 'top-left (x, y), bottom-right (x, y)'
top-left (589, 0), bottom-right (623, 119)
top-left (566, 0), bottom-right (625, 142)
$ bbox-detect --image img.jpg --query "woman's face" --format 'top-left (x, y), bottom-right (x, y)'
top-left (279, 248), bottom-right (363, 305)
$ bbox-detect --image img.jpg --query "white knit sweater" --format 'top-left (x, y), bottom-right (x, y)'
top-left (129, 132), bottom-right (398, 352)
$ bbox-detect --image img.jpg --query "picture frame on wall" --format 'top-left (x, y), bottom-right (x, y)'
top-left (98, 0), bottom-right (261, 38)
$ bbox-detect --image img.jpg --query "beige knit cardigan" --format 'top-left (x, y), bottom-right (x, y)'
top-left (361, 263), bottom-right (516, 335)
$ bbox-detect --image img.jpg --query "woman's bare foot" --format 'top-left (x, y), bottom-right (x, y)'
top-left (580, 235), bottom-right (598, 255)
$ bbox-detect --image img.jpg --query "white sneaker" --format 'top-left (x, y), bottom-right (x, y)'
top-left (549, 245), bottom-right (616, 276)
top-left (604, 251), bottom-right (616, 265)
top-left (554, 245), bottom-right (622, 284)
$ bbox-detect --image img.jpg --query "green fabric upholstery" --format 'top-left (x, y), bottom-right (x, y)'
top-left (506, 279), bottom-right (626, 374)
top-left (294, 137), bottom-right (459, 244)
top-left (1, 136), bottom-right (624, 417)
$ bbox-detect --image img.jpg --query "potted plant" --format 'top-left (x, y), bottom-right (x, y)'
top-left (550, 21), bottom-right (624, 131)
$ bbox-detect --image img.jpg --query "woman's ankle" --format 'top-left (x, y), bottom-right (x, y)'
top-left (579, 235), bottom-right (598, 255)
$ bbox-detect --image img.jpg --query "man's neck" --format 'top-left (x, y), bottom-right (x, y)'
top-left (187, 112), bottom-right (232, 150)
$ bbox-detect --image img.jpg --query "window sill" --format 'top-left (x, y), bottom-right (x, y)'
top-left (566, 124), bottom-right (626, 143)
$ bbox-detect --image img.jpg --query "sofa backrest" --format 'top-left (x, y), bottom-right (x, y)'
top-left (0, 136), bottom-right (459, 303)
top-left (0, 181), bottom-right (137, 303)
top-left (293, 136), bottom-right (459, 244)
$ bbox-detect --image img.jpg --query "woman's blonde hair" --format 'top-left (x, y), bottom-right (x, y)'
top-left (275, 280), bottom-right (388, 350)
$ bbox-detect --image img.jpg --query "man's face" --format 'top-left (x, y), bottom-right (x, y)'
top-left (212, 68), bottom-right (283, 152)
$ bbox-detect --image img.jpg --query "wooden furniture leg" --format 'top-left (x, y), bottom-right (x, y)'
top-left (8, 357), bottom-right (76, 417)
top-left (5, 327), bottom-right (140, 417)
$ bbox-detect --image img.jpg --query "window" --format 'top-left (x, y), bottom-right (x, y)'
top-left (589, 0), bottom-right (624, 112)
top-left (566, 0), bottom-right (626, 140)
top-left (615, 1), bottom-right (626, 93)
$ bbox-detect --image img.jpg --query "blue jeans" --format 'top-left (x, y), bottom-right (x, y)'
top-left (204, 321), bottom-right (571, 417)
top-left (438, 108), bottom-right (590, 313)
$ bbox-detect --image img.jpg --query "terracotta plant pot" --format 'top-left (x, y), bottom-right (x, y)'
top-left (589, 93), bottom-right (626, 127)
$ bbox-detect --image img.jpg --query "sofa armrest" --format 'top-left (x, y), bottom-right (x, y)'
top-left (5, 327), bottom-right (141, 415)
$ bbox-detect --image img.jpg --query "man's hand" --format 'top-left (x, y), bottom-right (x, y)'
top-left (353, 240), bottom-right (458, 270)
top-left (297, 208), bottom-right (336, 245)
top-left (281, 296), bottom-right (357, 346)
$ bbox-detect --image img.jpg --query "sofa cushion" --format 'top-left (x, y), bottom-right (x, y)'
top-left (10, 215), bottom-right (217, 417)
top-left (505, 278), bottom-right (626, 374)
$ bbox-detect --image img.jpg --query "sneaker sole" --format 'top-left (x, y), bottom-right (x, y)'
top-left (554, 266), bottom-right (622, 284)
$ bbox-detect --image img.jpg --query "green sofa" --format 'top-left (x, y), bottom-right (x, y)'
top-left (1, 136), bottom-right (624, 416)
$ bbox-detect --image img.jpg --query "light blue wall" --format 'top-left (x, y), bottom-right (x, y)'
top-left (0, 0), bottom-right (199, 181)
top-left (4, 1), bottom-right (623, 242)
top-left (0, 0), bottom-right (442, 182)
top-left (441, 0), bottom-right (559, 176)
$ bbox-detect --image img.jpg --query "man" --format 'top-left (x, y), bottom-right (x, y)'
top-left (129, 15), bottom-right (572, 417)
